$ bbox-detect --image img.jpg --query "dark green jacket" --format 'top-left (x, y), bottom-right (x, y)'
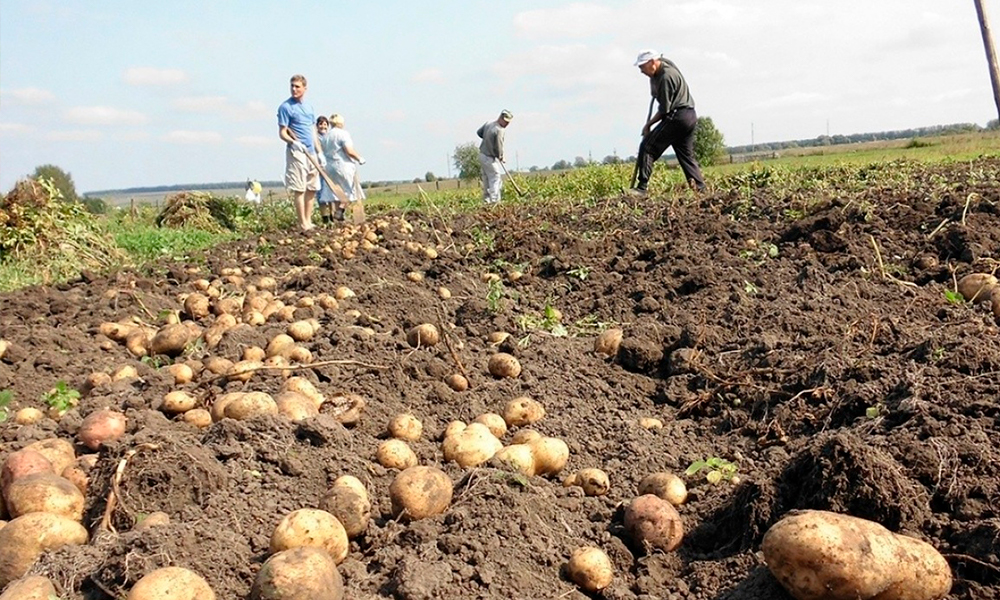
top-left (650, 57), bottom-right (695, 117)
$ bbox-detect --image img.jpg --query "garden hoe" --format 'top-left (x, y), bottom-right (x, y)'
top-left (628, 97), bottom-right (656, 190)
top-left (499, 160), bottom-right (526, 197)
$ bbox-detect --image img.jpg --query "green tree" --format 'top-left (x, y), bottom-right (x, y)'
top-left (425, 171), bottom-right (437, 182)
top-left (32, 164), bottom-right (79, 203)
top-left (453, 143), bottom-right (481, 180)
top-left (693, 117), bottom-right (725, 166)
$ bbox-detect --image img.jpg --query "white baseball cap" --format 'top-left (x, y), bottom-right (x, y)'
top-left (634, 49), bottom-right (658, 66)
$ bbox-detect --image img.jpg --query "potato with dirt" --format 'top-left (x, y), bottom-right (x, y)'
top-left (638, 472), bottom-right (688, 505)
top-left (21, 439), bottom-right (75, 479)
top-left (127, 566), bottom-right (215, 600)
top-left (762, 509), bottom-right (951, 600)
top-left (0, 512), bottom-right (88, 588)
top-left (1, 450), bottom-right (54, 497)
top-left (389, 466), bottom-right (453, 520)
top-left (270, 508), bottom-right (349, 564)
top-left (387, 413), bottom-right (423, 441)
top-left (566, 546), bottom-right (614, 592)
top-left (251, 547), bottom-right (343, 600)
top-left (77, 408), bottom-right (127, 450)
top-left (149, 322), bottom-right (192, 356)
top-left (4, 473), bottom-right (85, 521)
top-left (624, 494), bottom-right (684, 553)
top-left (376, 439), bottom-right (418, 470)
top-left (442, 422), bottom-right (503, 467)
top-left (502, 396), bottom-right (545, 427)
top-left (0, 575), bottom-right (58, 600)
top-left (319, 476), bottom-right (371, 539)
top-left (528, 436), bottom-right (570, 476)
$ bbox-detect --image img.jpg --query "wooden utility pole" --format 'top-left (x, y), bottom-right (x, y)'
top-left (975, 0), bottom-right (1000, 120)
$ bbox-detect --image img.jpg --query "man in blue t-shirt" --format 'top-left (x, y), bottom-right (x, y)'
top-left (277, 74), bottom-right (323, 231)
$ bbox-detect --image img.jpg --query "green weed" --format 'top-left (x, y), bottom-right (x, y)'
top-left (685, 457), bottom-right (739, 484)
top-left (42, 381), bottom-right (80, 413)
top-left (0, 389), bottom-right (12, 422)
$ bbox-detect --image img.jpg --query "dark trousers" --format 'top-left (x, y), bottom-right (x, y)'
top-left (635, 107), bottom-right (705, 191)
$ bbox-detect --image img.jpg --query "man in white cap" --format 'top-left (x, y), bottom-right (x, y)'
top-left (628, 50), bottom-right (705, 196)
top-left (476, 109), bottom-right (513, 203)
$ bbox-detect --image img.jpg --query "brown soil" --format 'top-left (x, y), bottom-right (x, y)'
top-left (2, 158), bottom-right (1000, 599)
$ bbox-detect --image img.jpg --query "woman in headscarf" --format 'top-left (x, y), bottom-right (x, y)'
top-left (318, 113), bottom-right (366, 222)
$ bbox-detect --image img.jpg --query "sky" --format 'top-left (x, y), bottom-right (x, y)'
top-left (1, 0), bottom-right (998, 194)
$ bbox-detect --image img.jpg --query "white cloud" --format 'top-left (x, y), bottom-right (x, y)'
top-left (65, 106), bottom-right (148, 126)
top-left (173, 95), bottom-right (229, 112)
top-left (123, 67), bottom-right (188, 86)
top-left (383, 110), bottom-right (406, 122)
top-left (47, 129), bottom-right (102, 142)
top-left (514, 3), bottom-right (617, 38)
top-left (0, 87), bottom-right (56, 105)
top-left (0, 122), bottom-right (31, 135)
top-left (236, 135), bottom-right (272, 147)
top-left (411, 68), bottom-right (445, 84)
top-left (163, 130), bottom-right (223, 144)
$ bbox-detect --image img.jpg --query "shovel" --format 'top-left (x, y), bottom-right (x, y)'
top-left (498, 160), bottom-right (526, 197)
top-left (629, 97), bottom-right (656, 189)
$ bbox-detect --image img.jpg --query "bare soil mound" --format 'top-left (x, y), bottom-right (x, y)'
top-left (2, 158), bottom-right (999, 599)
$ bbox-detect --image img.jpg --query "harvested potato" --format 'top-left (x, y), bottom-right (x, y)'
top-left (266, 334), bottom-right (296, 359)
top-left (594, 328), bottom-right (624, 357)
top-left (473, 413), bottom-right (507, 438)
top-left (488, 353), bottom-right (521, 378)
top-left (638, 472), bottom-right (688, 506)
top-left (1, 450), bottom-right (54, 495)
top-left (125, 328), bottom-right (150, 357)
top-left (4, 473), bottom-right (84, 521)
top-left (319, 479), bottom-right (371, 539)
top-left (287, 346), bottom-right (313, 364)
top-left (61, 459), bottom-right (93, 496)
top-left (184, 293), bottom-right (211, 319)
top-left (22, 439), bottom-right (75, 479)
top-left (134, 511), bottom-right (171, 531)
top-left (111, 365), bottom-right (139, 381)
top-left (251, 547), bottom-right (343, 600)
top-left (487, 331), bottom-right (510, 345)
top-left (442, 423), bottom-right (503, 467)
top-left (270, 508), bottom-right (348, 564)
top-left (492, 444), bottom-right (535, 476)
top-left (0, 512), bottom-right (88, 588)
top-left (202, 356), bottom-right (234, 376)
top-left (624, 494), bottom-right (684, 553)
top-left (182, 408), bottom-right (213, 428)
top-left (445, 373), bottom-right (469, 392)
top-left (0, 340), bottom-right (7, 362)
top-left (12, 408), bottom-right (43, 426)
top-left (406, 323), bottom-right (440, 348)
top-left (957, 272), bottom-right (997, 303)
top-left (571, 468), bottom-right (610, 496)
top-left (638, 417), bottom-right (663, 429)
top-left (387, 414), bottom-right (423, 441)
top-left (762, 509), bottom-right (952, 600)
top-left (566, 546), bottom-right (614, 592)
top-left (128, 566), bottom-right (215, 600)
top-left (331, 394), bottom-right (365, 427)
top-left (162, 391), bottom-right (198, 414)
top-left (275, 391), bottom-right (319, 422)
top-left (438, 287), bottom-right (452, 300)
top-left (502, 396), bottom-right (545, 427)
top-left (376, 439), bottom-right (418, 470)
top-left (442, 420), bottom-right (467, 439)
top-left (0, 575), bottom-right (57, 600)
top-left (78, 409), bottom-right (127, 450)
top-left (84, 371), bottom-right (113, 392)
top-left (288, 320), bottom-right (316, 342)
top-left (282, 377), bottom-right (324, 409)
top-left (223, 392), bottom-right (277, 421)
top-left (528, 437), bottom-right (569, 476)
top-left (511, 429), bottom-right (542, 445)
top-left (226, 359), bottom-right (263, 383)
top-left (163, 363), bottom-right (194, 385)
top-left (150, 323), bottom-right (192, 356)
top-left (243, 346), bottom-right (266, 362)
top-left (389, 466), bottom-right (453, 520)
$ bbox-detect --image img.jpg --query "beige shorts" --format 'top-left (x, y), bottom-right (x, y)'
top-left (284, 146), bottom-right (320, 193)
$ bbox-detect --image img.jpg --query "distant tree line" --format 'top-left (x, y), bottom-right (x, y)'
top-left (727, 122), bottom-right (988, 154)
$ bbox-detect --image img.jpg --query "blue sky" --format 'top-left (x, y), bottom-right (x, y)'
top-left (0, 0), bottom-right (997, 194)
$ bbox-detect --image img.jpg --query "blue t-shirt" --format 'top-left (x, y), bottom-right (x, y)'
top-left (277, 97), bottom-right (316, 152)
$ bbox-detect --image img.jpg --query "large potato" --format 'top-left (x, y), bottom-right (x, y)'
top-left (275, 391), bottom-right (319, 422)
top-left (442, 423), bottom-right (502, 468)
top-left (762, 510), bottom-right (951, 600)
top-left (223, 392), bottom-right (278, 421)
top-left (22, 439), bottom-right (75, 478)
top-left (502, 396), bottom-right (545, 427)
top-left (1, 450), bottom-right (54, 497)
top-left (624, 494), bottom-right (684, 553)
top-left (5, 473), bottom-right (85, 521)
top-left (492, 444), bottom-right (536, 476)
top-left (127, 566), bottom-right (215, 600)
top-left (566, 546), bottom-right (614, 592)
top-left (0, 575), bottom-right (57, 600)
top-left (957, 272), bottom-right (997, 303)
top-left (319, 480), bottom-right (371, 539)
top-left (387, 413), bottom-right (423, 441)
top-left (488, 353), bottom-right (521, 378)
top-left (406, 323), bottom-right (440, 347)
top-left (269, 508), bottom-right (348, 564)
top-left (0, 512), bottom-right (88, 588)
top-left (389, 466), bottom-right (453, 520)
top-left (78, 409), bottom-right (127, 450)
top-left (251, 547), bottom-right (343, 600)
top-left (528, 437), bottom-right (569, 476)
top-left (638, 472), bottom-right (688, 506)
top-left (149, 323), bottom-right (192, 356)
top-left (376, 439), bottom-right (418, 470)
